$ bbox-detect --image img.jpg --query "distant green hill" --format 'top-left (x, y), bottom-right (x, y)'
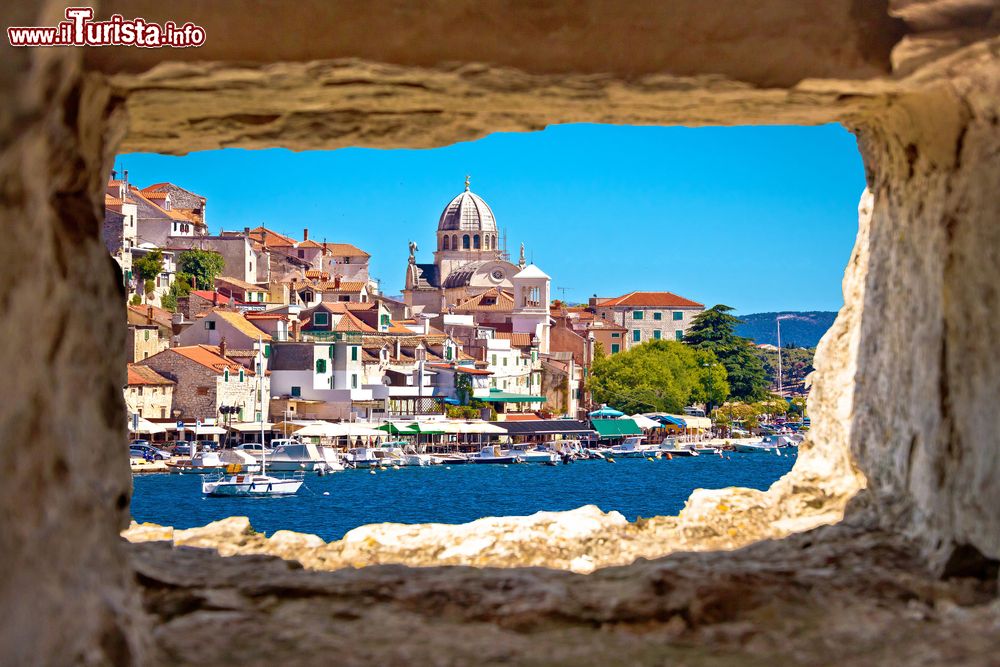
top-left (734, 311), bottom-right (838, 348)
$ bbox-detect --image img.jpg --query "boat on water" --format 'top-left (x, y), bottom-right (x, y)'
top-left (202, 354), bottom-right (305, 497)
top-left (504, 443), bottom-right (560, 464)
top-left (609, 436), bottom-right (662, 459)
top-left (347, 445), bottom-right (403, 468)
top-left (399, 443), bottom-right (435, 467)
top-left (470, 445), bottom-right (522, 464)
top-left (432, 452), bottom-right (470, 465)
top-left (201, 470), bottom-right (305, 496)
top-left (168, 447), bottom-right (261, 474)
top-left (657, 439), bottom-right (699, 457)
top-left (266, 437), bottom-right (344, 472)
top-left (733, 441), bottom-right (777, 453)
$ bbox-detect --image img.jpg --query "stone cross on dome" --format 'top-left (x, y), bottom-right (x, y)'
top-left (464, 174), bottom-right (470, 191)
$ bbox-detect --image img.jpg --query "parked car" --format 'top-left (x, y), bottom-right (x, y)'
top-left (129, 443), bottom-right (172, 460)
top-left (171, 443), bottom-right (193, 457)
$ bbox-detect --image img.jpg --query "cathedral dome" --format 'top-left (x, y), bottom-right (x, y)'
top-left (437, 178), bottom-right (497, 232)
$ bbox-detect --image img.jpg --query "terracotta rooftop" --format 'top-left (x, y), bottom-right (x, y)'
top-left (296, 239), bottom-right (323, 249)
top-left (165, 345), bottom-right (251, 375)
top-left (126, 304), bottom-right (173, 329)
top-left (334, 311), bottom-right (377, 333)
top-left (495, 332), bottom-right (535, 347)
top-left (189, 291), bottom-right (231, 305)
top-left (323, 242), bottom-right (370, 258)
top-left (126, 364), bottom-right (174, 386)
top-left (215, 276), bottom-right (266, 292)
top-left (597, 291), bottom-right (704, 309)
top-left (211, 309), bottom-right (272, 341)
top-left (248, 226), bottom-right (297, 248)
top-left (454, 288), bottom-right (514, 312)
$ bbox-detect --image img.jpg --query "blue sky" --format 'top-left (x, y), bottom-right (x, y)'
top-left (119, 123), bottom-right (864, 313)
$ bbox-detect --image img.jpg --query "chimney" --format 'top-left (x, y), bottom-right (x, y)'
top-left (244, 226), bottom-right (250, 236)
top-left (291, 319), bottom-right (300, 341)
top-left (303, 228), bottom-right (309, 241)
top-left (111, 169), bottom-right (117, 180)
top-left (123, 169), bottom-right (128, 185)
top-left (213, 291), bottom-right (218, 305)
top-left (146, 305), bottom-right (153, 325)
top-left (219, 338), bottom-right (227, 358)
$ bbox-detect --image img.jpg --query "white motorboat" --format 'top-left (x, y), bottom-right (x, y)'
top-left (399, 443), bottom-right (434, 466)
top-left (470, 445), bottom-right (522, 464)
top-left (609, 436), bottom-right (661, 459)
top-left (232, 442), bottom-right (273, 462)
top-left (504, 444), bottom-right (560, 464)
top-left (347, 446), bottom-right (403, 468)
top-left (201, 471), bottom-right (305, 496)
top-left (657, 439), bottom-right (699, 457)
top-left (733, 441), bottom-right (777, 453)
top-left (266, 437), bottom-right (344, 472)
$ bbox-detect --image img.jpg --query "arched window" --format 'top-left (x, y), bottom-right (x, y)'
top-left (463, 235), bottom-right (470, 249)
top-left (452, 234), bottom-right (458, 249)
top-left (483, 235), bottom-right (489, 250)
top-left (443, 235), bottom-right (450, 250)
top-left (473, 234), bottom-right (481, 249)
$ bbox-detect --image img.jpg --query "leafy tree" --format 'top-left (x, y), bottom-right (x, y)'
top-left (751, 345), bottom-right (815, 393)
top-left (161, 272), bottom-right (194, 313)
top-left (588, 340), bottom-right (729, 415)
top-left (177, 249), bottom-right (225, 290)
top-left (133, 250), bottom-right (164, 283)
top-left (684, 305), bottom-right (768, 401)
top-left (129, 294), bottom-right (142, 306)
top-left (593, 341), bottom-right (606, 361)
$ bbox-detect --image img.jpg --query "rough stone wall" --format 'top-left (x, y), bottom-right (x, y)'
top-left (2, 0), bottom-right (999, 664)
top-left (0, 2), bottom-right (146, 664)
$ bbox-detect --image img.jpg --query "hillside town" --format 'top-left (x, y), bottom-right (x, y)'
top-left (112, 172), bottom-right (709, 437)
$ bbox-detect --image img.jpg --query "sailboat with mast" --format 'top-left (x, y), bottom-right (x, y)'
top-left (202, 338), bottom-right (304, 497)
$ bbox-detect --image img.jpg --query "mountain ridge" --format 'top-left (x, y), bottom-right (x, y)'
top-left (734, 311), bottom-right (837, 348)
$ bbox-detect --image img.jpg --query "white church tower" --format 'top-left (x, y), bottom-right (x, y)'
top-left (511, 264), bottom-right (551, 353)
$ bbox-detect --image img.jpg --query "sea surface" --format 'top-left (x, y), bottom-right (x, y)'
top-left (131, 452), bottom-right (797, 541)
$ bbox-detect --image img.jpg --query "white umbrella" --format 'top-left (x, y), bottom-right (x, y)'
top-left (630, 414), bottom-right (662, 430)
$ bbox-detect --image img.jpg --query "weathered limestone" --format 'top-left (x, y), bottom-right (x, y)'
top-left (1, 0), bottom-right (999, 664)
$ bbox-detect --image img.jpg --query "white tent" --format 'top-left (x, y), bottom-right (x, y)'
top-left (629, 414), bottom-right (662, 430)
top-left (294, 421), bottom-right (386, 438)
top-left (133, 417), bottom-right (166, 434)
top-left (229, 421), bottom-right (274, 432)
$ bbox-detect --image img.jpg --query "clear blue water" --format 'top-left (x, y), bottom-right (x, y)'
top-left (131, 452), bottom-right (797, 541)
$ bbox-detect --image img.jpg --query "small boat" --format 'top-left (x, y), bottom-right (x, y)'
top-left (399, 443), bottom-right (435, 467)
top-left (347, 446), bottom-right (403, 468)
top-left (733, 441), bottom-right (777, 454)
top-left (657, 439), bottom-right (699, 457)
top-left (168, 448), bottom-right (260, 474)
top-left (504, 444), bottom-right (560, 464)
top-left (432, 452), bottom-right (470, 465)
top-left (266, 437), bottom-right (344, 473)
top-left (202, 470), bottom-right (305, 496)
top-left (470, 445), bottom-right (522, 465)
top-left (609, 436), bottom-right (662, 459)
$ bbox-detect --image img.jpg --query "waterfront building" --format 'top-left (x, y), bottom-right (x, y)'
top-left (214, 276), bottom-right (270, 307)
top-left (404, 178), bottom-right (530, 316)
top-left (176, 308), bottom-right (276, 350)
top-left (124, 364), bottom-right (175, 420)
top-left (590, 291), bottom-right (704, 350)
top-left (138, 343), bottom-right (269, 422)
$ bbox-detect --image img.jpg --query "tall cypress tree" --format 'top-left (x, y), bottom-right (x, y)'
top-left (683, 305), bottom-right (768, 401)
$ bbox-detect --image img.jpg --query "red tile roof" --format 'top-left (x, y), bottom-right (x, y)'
top-left (297, 239), bottom-right (323, 249)
top-left (454, 288), bottom-right (514, 312)
top-left (126, 364), bottom-right (174, 386)
top-left (323, 243), bottom-right (369, 258)
top-left (189, 291), bottom-right (231, 304)
top-left (248, 226), bottom-right (296, 248)
top-left (169, 345), bottom-right (253, 375)
top-left (495, 332), bottom-right (535, 347)
top-left (215, 276), bottom-right (265, 292)
top-left (334, 311), bottom-right (376, 333)
top-left (597, 291), bottom-right (703, 309)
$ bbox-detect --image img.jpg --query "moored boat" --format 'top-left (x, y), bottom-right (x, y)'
top-left (470, 445), bottom-right (522, 464)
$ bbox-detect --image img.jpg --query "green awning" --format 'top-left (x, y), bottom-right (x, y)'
top-left (480, 391), bottom-right (547, 403)
top-left (592, 419), bottom-right (642, 439)
top-left (377, 423), bottom-right (419, 435)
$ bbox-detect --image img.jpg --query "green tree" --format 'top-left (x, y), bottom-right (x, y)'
top-left (161, 271), bottom-right (194, 312)
top-left (133, 250), bottom-right (164, 283)
top-left (588, 339), bottom-right (729, 415)
top-left (177, 249), bottom-right (225, 290)
top-left (593, 341), bottom-right (606, 361)
top-left (684, 304), bottom-right (768, 401)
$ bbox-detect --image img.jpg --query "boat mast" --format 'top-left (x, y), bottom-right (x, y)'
top-left (776, 316), bottom-right (783, 397)
top-left (258, 336), bottom-right (266, 475)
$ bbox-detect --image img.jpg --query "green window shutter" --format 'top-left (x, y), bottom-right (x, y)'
top-left (316, 359), bottom-right (327, 373)
top-left (291, 386), bottom-right (301, 397)
top-left (351, 346), bottom-right (358, 361)
top-left (263, 344), bottom-right (270, 358)
top-left (611, 344), bottom-right (620, 353)
top-left (611, 332), bottom-right (620, 338)
top-left (675, 330), bottom-right (684, 341)
top-left (223, 369), bottom-right (229, 382)
top-left (446, 347), bottom-right (452, 360)
top-left (653, 312), bottom-right (662, 321)
top-left (329, 345), bottom-right (335, 359)
top-left (632, 330), bottom-right (641, 342)
top-left (351, 374), bottom-right (358, 389)
top-left (653, 330), bottom-right (661, 340)
top-left (491, 354), bottom-right (497, 365)
top-left (144, 330), bottom-right (149, 341)
top-left (633, 310), bottom-right (643, 320)
top-left (239, 369), bottom-right (244, 382)
top-left (673, 311), bottom-right (683, 321)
